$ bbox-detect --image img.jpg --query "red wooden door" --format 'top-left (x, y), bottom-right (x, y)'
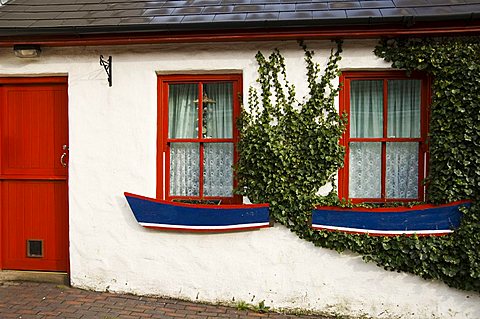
top-left (0, 77), bottom-right (69, 272)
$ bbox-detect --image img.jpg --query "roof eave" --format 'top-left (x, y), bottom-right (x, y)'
top-left (0, 15), bottom-right (479, 47)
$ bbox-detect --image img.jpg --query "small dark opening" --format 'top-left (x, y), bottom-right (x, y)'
top-left (27, 240), bottom-right (43, 258)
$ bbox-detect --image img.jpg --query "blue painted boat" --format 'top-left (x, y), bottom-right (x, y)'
top-left (311, 201), bottom-right (471, 236)
top-left (125, 192), bottom-right (271, 232)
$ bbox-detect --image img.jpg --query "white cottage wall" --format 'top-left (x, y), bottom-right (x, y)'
top-left (0, 40), bottom-right (478, 319)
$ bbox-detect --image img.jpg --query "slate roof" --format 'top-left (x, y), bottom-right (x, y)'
top-left (0, 0), bottom-right (479, 36)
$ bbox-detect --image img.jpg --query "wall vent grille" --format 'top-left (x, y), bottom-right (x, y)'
top-left (27, 240), bottom-right (43, 258)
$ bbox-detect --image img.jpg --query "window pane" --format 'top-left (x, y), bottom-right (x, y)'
top-left (386, 142), bottom-right (419, 199)
top-left (170, 143), bottom-right (199, 196)
top-left (202, 83), bottom-right (233, 138)
top-left (203, 143), bottom-right (233, 197)
top-left (350, 80), bottom-right (383, 138)
top-left (168, 84), bottom-right (198, 138)
top-left (349, 142), bottom-right (381, 198)
top-left (387, 80), bottom-right (421, 138)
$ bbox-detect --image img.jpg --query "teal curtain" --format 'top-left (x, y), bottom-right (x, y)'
top-left (168, 84), bottom-right (198, 138)
top-left (203, 82), bottom-right (233, 138)
top-left (387, 80), bottom-right (421, 138)
top-left (350, 80), bottom-right (383, 138)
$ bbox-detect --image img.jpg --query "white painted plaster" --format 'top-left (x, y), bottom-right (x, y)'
top-left (0, 40), bottom-right (478, 319)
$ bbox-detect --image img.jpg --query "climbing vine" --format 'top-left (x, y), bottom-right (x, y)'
top-left (236, 39), bottom-right (480, 292)
top-left (235, 41), bottom-right (346, 234)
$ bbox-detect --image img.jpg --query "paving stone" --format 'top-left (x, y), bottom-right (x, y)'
top-left (0, 281), bottom-right (343, 319)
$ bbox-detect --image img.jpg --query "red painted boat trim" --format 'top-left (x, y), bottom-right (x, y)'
top-left (315, 200), bottom-right (471, 213)
top-left (2, 24), bottom-right (480, 47)
top-left (124, 192), bottom-right (269, 210)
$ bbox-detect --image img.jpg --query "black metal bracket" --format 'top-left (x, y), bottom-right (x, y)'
top-left (99, 55), bottom-right (112, 87)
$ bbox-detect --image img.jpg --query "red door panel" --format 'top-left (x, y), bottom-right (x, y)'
top-left (0, 78), bottom-right (68, 272)
top-left (1, 181), bottom-right (68, 271)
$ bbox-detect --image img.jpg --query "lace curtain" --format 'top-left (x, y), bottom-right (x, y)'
top-left (168, 83), bottom-right (233, 197)
top-left (170, 143), bottom-right (199, 196)
top-left (203, 143), bottom-right (233, 197)
top-left (349, 142), bottom-right (382, 198)
top-left (386, 142), bottom-right (418, 198)
top-left (349, 80), bottom-right (421, 199)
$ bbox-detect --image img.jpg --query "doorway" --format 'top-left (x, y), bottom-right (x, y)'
top-left (0, 77), bottom-right (69, 272)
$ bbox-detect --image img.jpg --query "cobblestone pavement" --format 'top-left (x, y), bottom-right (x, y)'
top-left (0, 282), bottom-right (333, 319)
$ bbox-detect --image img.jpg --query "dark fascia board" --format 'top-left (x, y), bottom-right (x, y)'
top-left (0, 12), bottom-right (478, 38)
top-left (1, 18), bottom-right (479, 47)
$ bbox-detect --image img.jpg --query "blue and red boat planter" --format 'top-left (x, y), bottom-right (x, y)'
top-left (124, 192), bottom-right (271, 233)
top-left (311, 200), bottom-right (471, 236)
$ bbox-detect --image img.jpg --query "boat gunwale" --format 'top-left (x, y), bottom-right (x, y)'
top-left (124, 192), bottom-right (269, 210)
top-left (314, 200), bottom-right (471, 213)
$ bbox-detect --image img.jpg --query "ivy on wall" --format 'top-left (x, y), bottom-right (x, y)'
top-left (236, 39), bottom-right (480, 292)
top-left (235, 41), bottom-right (346, 234)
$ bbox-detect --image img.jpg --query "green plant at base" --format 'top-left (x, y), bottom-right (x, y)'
top-left (236, 38), bottom-right (480, 292)
top-left (235, 300), bottom-right (250, 311)
top-left (235, 300), bottom-right (271, 313)
top-left (252, 300), bottom-right (271, 313)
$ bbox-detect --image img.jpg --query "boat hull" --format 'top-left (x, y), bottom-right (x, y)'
top-left (311, 201), bottom-right (471, 236)
top-left (125, 192), bottom-right (270, 232)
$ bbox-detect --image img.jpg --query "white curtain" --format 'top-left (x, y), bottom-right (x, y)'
top-left (386, 142), bottom-right (418, 198)
top-left (349, 142), bottom-right (382, 198)
top-left (203, 143), bottom-right (233, 197)
top-left (170, 143), bottom-right (199, 196)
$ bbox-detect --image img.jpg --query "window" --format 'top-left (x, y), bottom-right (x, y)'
top-left (157, 74), bottom-right (242, 204)
top-left (339, 71), bottom-right (430, 203)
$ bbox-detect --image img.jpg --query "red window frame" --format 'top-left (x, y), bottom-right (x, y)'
top-left (157, 74), bottom-right (242, 204)
top-left (338, 71), bottom-right (431, 203)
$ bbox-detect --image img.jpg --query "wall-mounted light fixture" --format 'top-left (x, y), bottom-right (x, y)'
top-left (13, 44), bottom-right (41, 58)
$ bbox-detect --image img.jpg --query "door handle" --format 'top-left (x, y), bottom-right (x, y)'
top-left (60, 153), bottom-right (67, 167)
top-left (60, 144), bottom-right (68, 167)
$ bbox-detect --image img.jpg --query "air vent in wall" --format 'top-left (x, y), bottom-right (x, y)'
top-left (27, 240), bottom-right (43, 258)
